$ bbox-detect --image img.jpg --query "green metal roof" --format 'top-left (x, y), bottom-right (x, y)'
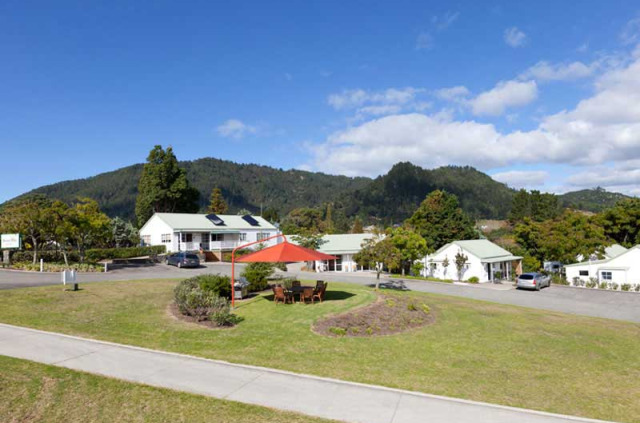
top-left (436, 239), bottom-right (520, 262)
top-left (317, 234), bottom-right (374, 254)
top-left (151, 213), bottom-right (277, 232)
top-left (605, 244), bottom-right (628, 258)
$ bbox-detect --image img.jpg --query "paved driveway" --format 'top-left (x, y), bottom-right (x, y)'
top-left (1, 265), bottom-right (639, 323)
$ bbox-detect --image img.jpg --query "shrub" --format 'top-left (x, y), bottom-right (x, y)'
top-left (84, 246), bottom-right (166, 262)
top-left (608, 282), bottom-right (619, 291)
top-left (329, 327), bottom-right (347, 336)
top-left (241, 262), bottom-right (274, 292)
top-left (552, 274), bottom-right (569, 285)
top-left (598, 282), bottom-right (608, 290)
top-left (420, 304), bottom-right (431, 314)
top-left (197, 274), bottom-right (232, 298)
top-left (410, 262), bottom-right (424, 277)
top-left (494, 271), bottom-right (503, 280)
top-left (407, 302), bottom-right (417, 311)
top-left (221, 249), bottom-right (252, 262)
top-left (10, 262), bottom-right (103, 272)
top-left (635, 284), bottom-right (640, 292)
top-left (208, 296), bottom-right (242, 326)
top-left (274, 262), bottom-right (287, 271)
top-left (586, 278), bottom-right (598, 288)
top-left (174, 278), bottom-right (240, 324)
top-left (11, 250), bottom-right (81, 263)
top-left (467, 276), bottom-right (479, 283)
top-left (621, 283), bottom-right (631, 292)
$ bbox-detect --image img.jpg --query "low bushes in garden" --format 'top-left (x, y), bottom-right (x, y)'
top-left (10, 262), bottom-right (104, 272)
top-left (85, 245), bottom-right (166, 262)
top-left (467, 276), bottom-right (479, 283)
top-left (314, 293), bottom-right (434, 337)
top-left (173, 276), bottom-right (240, 326)
top-left (241, 262), bottom-right (274, 292)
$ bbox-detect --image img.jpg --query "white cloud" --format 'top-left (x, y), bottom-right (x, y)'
top-left (432, 11), bottom-right (459, 31)
top-left (327, 88), bottom-right (420, 110)
top-left (469, 80), bottom-right (538, 116)
top-left (491, 170), bottom-right (549, 188)
top-left (566, 163), bottom-right (640, 194)
top-left (415, 32), bottom-right (433, 50)
top-left (504, 26), bottom-right (527, 47)
top-left (435, 86), bottom-right (470, 102)
top-left (520, 61), bottom-right (596, 81)
top-left (307, 52), bottom-right (640, 180)
top-left (216, 119), bottom-right (257, 139)
top-left (620, 17), bottom-right (640, 45)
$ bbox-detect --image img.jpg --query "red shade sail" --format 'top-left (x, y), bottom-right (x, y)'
top-left (236, 241), bottom-right (337, 263)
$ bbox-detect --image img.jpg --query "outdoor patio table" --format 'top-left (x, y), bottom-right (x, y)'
top-left (286, 285), bottom-right (313, 303)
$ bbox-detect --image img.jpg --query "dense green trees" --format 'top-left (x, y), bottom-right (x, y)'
top-left (350, 216), bottom-right (364, 234)
top-left (0, 194), bottom-right (134, 264)
top-left (599, 198), bottom-right (640, 247)
top-left (206, 187), bottom-right (228, 214)
top-left (514, 211), bottom-right (608, 263)
top-left (0, 195), bottom-right (52, 264)
top-left (387, 226), bottom-right (429, 275)
top-left (135, 146), bottom-right (199, 227)
top-left (354, 231), bottom-right (401, 289)
top-left (508, 189), bottom-right (561, 223)
top-left (406, 190), bottom-right (477, 249)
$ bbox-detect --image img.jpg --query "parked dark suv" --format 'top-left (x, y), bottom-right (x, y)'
top-left (165, 252), bottom-right (200, 268)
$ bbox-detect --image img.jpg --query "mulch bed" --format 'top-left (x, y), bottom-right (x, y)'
top-left (167, 302), bottom-right (234, 329)
top-left (313, 294), bottom-right (435, 337)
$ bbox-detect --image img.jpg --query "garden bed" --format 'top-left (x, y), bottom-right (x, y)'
top-left (313, 294), bottom-right (434, 337)
top-left (167, 302), bottom-right (237, 329)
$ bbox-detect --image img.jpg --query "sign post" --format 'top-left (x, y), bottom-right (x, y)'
top-left (1, 234), bottom-right (21, 266)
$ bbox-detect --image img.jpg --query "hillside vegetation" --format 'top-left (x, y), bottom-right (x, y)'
top-left (3, 156), bottom-right (629, 223)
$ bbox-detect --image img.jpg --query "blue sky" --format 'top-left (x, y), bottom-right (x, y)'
top-left (1, 0), bottom-right (640, 203)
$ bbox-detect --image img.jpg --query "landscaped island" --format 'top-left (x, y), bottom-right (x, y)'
top-left (0, 280), bottom-right (638, 422)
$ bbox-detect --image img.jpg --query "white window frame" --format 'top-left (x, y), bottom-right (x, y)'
top-left (141, 235), bottom-right (151, 246)
top-left (601, 271), bottom-right (612, 281)
top-left (161, 234), bottom-right (172, 243)
top-left (239, 233), bottom-right (247, 242)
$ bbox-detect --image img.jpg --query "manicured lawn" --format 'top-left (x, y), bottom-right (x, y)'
top-left (0, 280), bottom-right (639, 422)
top-left (0, 355), bottom-right (334, 423)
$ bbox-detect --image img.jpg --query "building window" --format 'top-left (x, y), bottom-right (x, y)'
top-left (180, 233), bottom-right (193, 243)
top-left (141, 235), bottom-right (151, 246)
top-left (257, 232), bottom-right (269, 241)
top-left (579, 270), bottom-right (589, 276)
top-left (601, 271), bottom-right (612, 280)
top-left (239, 233), bottom-right (247, 241)
top-left (161, 234), bottom-right (172, 243)
top-left (211, 234), bottom-right (223, 242)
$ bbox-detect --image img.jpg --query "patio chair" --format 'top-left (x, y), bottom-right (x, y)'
top-left (273, 286), bottom-right (292, 305)
top-left (299, 287), bottom-right (315, 304)
top-left (312, 282), bottom-right (328, 303)
top-left (315, 280), bottom-right (324, 289)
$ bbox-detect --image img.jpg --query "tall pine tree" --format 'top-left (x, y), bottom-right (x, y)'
top-left (207, 187), bottom-right (228, 214)
top-left (135, 146), bottom-right (199, 227)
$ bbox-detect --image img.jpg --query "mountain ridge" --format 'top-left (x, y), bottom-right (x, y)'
top-left (2, 157), bottom-right (630, 223)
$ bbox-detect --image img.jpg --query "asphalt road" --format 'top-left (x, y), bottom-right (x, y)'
top-left (1, 263), bottom-right (639, 323)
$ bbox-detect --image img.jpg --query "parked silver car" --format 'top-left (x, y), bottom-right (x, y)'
top-left (516, 272), bottom-right (551, 291)
top-left (165, 252), bottom-right (200, 268)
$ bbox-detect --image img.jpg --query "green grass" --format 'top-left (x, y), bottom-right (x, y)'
top-left (390, 274), bottom-right (454, 282)
top-left (0, 355), bottom-right (335, 423)
top-left (0, 280), bottom-right (639, 422)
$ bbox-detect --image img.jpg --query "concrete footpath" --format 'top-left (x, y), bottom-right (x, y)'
top-left (0, 323), bottom-right (613, 423)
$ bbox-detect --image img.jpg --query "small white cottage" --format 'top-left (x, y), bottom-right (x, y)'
top-left (139, 213), bottom-right (280, 256)
top-left (420, 239), bottom-right (522, 282)
top-left (565, 245), bottom-right (640, 287)
top-left (315, 233), bottom-right (375, 272)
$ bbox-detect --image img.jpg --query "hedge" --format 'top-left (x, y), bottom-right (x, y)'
top-left (11, 245), bottom-right (166, 263)
top-left (84, 245), bottom-right (166, 262)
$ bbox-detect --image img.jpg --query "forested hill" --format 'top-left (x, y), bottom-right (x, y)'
top-left (339, 163), bottom-right (515, 222)
top-left (12, 158), bottom-right (371, 221)
top-left (559, 188), bottom-right (630, 213)
top-left (5, 157), bottom-right (627, 223)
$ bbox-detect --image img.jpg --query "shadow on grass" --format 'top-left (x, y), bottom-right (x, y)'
top-left (261, 290), bottom-right (356, 303)
top-left (366, 280), bottom-right (411, 291)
